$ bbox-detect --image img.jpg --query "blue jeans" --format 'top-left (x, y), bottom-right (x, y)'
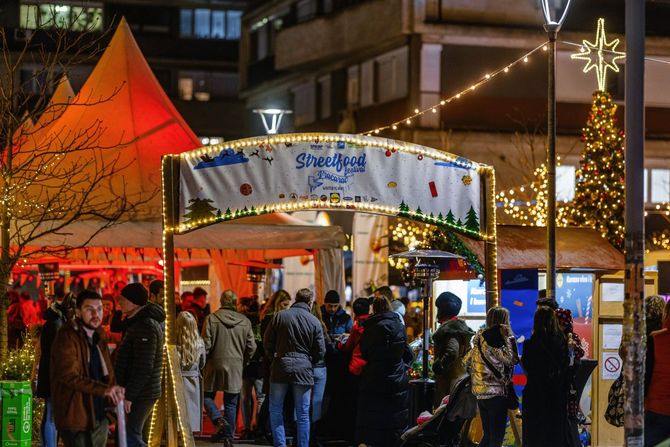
top-left (311, 367), bottom-right (327, 423)
top-left (204, 392), bottom-right (240, 439)
top-left (126, 399), bottom-right (156, 447)
top-left (270, 382), bottom-right (311, 447)
top-left (40, 398), bottom-right (58, 447)
top-left (645, 410), bottom-right (670, 447)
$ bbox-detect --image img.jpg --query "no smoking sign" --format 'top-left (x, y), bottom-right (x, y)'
top-left (602, 352), bottom-right (622, 380)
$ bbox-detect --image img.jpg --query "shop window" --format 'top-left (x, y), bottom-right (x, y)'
top-left (20, 2), bottom-right (103, 31)
top-left (180, 8), bottom-right (242, 40)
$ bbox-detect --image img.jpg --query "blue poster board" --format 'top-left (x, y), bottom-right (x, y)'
top-left (500, 269), bottom-right (539, 350)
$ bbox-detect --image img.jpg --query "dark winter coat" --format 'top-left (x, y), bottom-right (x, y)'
top-left (432, 318), bottom-right (474, 406)
top-left (263, 302), bottom-right (325, 386)
top-left (50, 320), bottom-right (115, 432)
top-left (521, 334), bottom-right (570, 447)
top-left (321, 305), bottom-right (353, 336)
top-left (36, 302), bottom-right (68, 398)
top-left (114, 303), bottom-right (165, 402)
top-left (202, 308), bottom-right (256, 393)
top-left (356, 311), bottom-right (412, 447)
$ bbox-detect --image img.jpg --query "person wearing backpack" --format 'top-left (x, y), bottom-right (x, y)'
top-left (432, 292), bottom-right (475, 407)
top-left (464, 307), bottom-right (518, 447)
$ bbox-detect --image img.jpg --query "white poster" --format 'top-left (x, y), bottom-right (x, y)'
top-left (282, 255), bottom-right (315, 300)
top-left (602, 324), bottom-right (623, 350)
top-left (601, 282), bottom-right (624, 302)
top-left (601, 352), bottom-right (623, 380)
top-left (352, 214), bottom-right (388, 298)
top-left (177, 134), bottom-right (485, 235)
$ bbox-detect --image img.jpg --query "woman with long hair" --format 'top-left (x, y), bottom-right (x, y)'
top-left (257, 289), bottom-right (292, 441)
top-left (310, 303), bottom-right (330, 432)
top-left (355, 296), bottom-right (412, 446)
top-left (464, 307), bottom-right (517, 447)
top-left (176, 311), bottom-right (207, 433)
top-left (521, 306), bottom-right (569, 447)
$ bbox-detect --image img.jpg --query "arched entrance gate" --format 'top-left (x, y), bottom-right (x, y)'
top-left (152, 133), bottom-right (498, 446)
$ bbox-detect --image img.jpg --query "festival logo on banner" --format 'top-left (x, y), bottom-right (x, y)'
top-left (177, 135), bottom-right (486, 237)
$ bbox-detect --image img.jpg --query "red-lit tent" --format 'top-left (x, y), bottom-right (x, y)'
top-left (28, 17), bottom-right (200, 215)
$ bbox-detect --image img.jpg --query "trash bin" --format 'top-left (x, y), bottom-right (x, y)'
top-left (0, 381), bottom-right (32, 447)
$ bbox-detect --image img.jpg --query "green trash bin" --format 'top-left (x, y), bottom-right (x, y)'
top-left (0, 381), bottom-right (32, 447)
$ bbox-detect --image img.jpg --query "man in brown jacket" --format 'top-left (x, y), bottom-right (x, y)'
top-left (202, 289), bottom-right (256, 444)
top-left (51, 290), bottom-right (125, 447)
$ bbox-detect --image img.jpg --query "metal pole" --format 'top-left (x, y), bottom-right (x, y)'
top-left (545, 24), bottom-right (558, 302)
top-left (423, 278), bottom-right (431, 380)
top-left (623, 1), bottom-right (646, 445)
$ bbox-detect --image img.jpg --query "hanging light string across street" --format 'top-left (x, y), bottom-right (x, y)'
top-left (362, 42), bottom-right (549, 135)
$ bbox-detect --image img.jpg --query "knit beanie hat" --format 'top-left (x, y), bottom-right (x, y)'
top-left (121, 283), bottom-right (149, 306)
top-left (324, 290), bottom-right (340, 304)
top-left (435, 292), bottom-right (462, 319)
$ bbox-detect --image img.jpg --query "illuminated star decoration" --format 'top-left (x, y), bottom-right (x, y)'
top-left (571, 18), bottom-right (625, 92)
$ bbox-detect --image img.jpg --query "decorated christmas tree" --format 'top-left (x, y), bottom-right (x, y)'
top-left (568, 90), bottom-right (625, 250)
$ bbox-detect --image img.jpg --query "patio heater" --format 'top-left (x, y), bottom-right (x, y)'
top-left (390, 249), bottom-right (464, 419)
top-left (229, 260), bottom-right (283, 299)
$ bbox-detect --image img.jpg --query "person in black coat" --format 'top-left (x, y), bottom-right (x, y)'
top-left (114, 283), bottom-right (165, 447)
top-left (356, 296), bottom-right (413, 447)
top-left (521, 306), bottom-right (570, 447)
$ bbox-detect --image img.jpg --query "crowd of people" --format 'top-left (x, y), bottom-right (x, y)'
top-left (7, 279), bottom-right (670, 447)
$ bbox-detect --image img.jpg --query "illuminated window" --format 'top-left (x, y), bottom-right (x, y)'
top-left (651, 168), bottom-right (670, 203)
top-left (179, 8), bottom-right (242, 40)
top-left (20, 2), bottom-right (103, 31)
top-left (556, 165), bottom-right (576, 202)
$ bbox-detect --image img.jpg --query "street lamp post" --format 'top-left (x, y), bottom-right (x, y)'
top-left (541, 0), bottom-right (571, 302)
top-left (253, 108), bottom-right (292, 134)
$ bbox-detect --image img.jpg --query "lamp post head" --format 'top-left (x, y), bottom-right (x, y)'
top-left (541, 0), bottom-right (572, 30)
top-left (253, 108), bottom-right (293, 135)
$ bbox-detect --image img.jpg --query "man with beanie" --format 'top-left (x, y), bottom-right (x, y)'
top-left (432, 291), bottom-right (474, 407)
top-left (202, 289), bottom-right (256, 445)
top-left (114, 283), bottom-right (166, 447)
top-left (320, 289), bottom-right (352, 337)
top-left (51, 290), bottom-right (125, 447)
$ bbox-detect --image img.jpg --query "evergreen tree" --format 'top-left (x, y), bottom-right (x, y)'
top-left (569, 91), bottom-right (625, 249)
top-left (445, 210), bottom-right (456, 225)
top-left (183, 197), bottom-right (217, 223)
top-left (464, 206), bottom-right (480, 232)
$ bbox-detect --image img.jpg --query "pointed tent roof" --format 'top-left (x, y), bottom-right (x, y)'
top-left (38, 18), bottom-right (200, 212)
top-left (34, 75), bottom-right (75, 131)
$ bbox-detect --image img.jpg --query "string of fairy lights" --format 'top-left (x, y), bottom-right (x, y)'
top-left (362, 42), bottom-right (550, 136)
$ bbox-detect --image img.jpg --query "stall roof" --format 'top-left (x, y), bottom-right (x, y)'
top-left (460, 225), bottom-right (624, 271)
top-left (17, 213), bottom-right (346, 252)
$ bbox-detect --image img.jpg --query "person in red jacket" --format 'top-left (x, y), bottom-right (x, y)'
top-left (645, 298), bottom-right (670, 447)
top-left (337, 297), bottom-right (371, 375)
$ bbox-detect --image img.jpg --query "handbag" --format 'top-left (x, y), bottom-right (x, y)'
top-left (605, 374), bottom-right (624, 427)
top-left (478, 342), bottom-right (519, 410)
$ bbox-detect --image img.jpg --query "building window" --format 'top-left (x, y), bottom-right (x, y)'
top-left (180, 8), bottom-right (242, 40)
top-left (20, 2), bottom-right (103, 31)
top-left (375, 47), bottom-right (408, 104)
top-left (318, 75), bottom-right (331, 119)
top-left (556, 165), bottom-right (576, 202)
top-left (347, 66), bottom-right (360, 107)
top-left (178, 71), bottom-right (240, 101)
top-left (296, 0), bottom-right (318, 23)
top-left (292, 80), bottom-right (316, 127)
top-left (650, 168), bottom-right (670, 203)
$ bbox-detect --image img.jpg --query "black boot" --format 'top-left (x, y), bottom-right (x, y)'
top-left (210, 418), bottom-right (230, 443)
